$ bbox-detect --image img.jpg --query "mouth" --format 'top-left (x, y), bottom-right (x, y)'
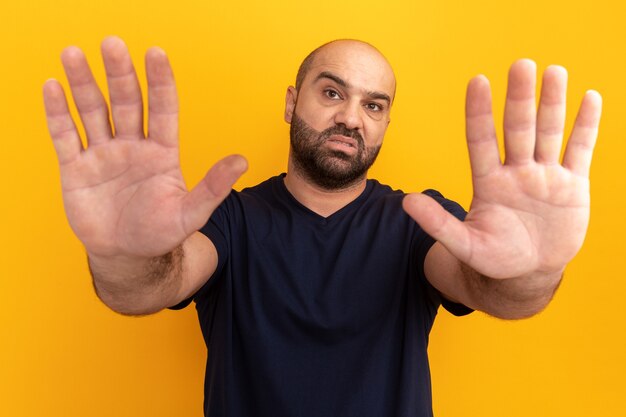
top-left (326, 134), bottom-right (358, 149)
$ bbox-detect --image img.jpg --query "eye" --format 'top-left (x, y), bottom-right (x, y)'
top-left (366, 102), bottom-right (383, 112)
top-left (324, 89), bottom-right (342, 100)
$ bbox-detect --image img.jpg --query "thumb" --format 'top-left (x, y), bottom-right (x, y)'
top-left (182, 154), bottom-right (248, 234)
top-left (402, 192), bottom-right (471, 262)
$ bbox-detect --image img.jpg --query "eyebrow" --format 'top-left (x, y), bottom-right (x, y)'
top-left (314, 71), bottom-right (391, 106)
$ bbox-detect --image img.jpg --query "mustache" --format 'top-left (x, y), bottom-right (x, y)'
top-left (319, 125), bottom-right (364, 147)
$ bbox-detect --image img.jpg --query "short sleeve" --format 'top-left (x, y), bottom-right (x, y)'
top-left (167, 191), bottom-right (235, 310)
top-left (419, 189), bottom-right (474, 317)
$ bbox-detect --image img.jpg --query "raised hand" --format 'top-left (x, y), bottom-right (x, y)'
top-left (44, 37), bottom-right (247, 260)
top-left (403, 59), bottom-right (602, 280)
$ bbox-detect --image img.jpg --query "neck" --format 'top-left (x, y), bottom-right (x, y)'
top-left (284, 158), bottom-right (367, 218)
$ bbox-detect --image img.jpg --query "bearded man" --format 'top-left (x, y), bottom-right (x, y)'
top-left (43, 36), bottom-right (601, 416)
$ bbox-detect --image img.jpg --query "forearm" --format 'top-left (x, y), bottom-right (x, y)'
top-left (425, 243), bottom-right (564, 320)
top-left (462, 263), bottom-right (564, 319)
top-left (88, 245), bottom-right (184, 316)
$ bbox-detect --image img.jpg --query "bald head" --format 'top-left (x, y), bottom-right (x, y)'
top-left (284, 40), bottom-right (396, 190)
top-left (295, 40), bottom-right (396, 102)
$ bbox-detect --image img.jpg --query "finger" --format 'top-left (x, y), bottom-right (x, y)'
top-left (535, 65), bottom-right (567, 164)
top-left (402, 193), bottom-right (471, 263)
top-left (504, 59), bottom-right (537, 165)
top-left (465, 75), bottom-right (501, 178)
top-left (101, 36), bottom-right (144, 138)
top-left (181, 155), bottom-right (248, 234)
top-left (43, 79), bottom-right (84, 165)
top-left (562, 90), bottom-right (602, 177)
top-left (61, 46), bottom-right (112, 146)
top-left (146, 47), bottom-right (179, 147)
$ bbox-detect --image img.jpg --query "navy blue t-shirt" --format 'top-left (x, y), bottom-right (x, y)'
top-left (175, 174), bottom-right (471, 417)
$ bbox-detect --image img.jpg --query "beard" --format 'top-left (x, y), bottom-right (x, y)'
top-left (289, 112), bottom-right (381, 190)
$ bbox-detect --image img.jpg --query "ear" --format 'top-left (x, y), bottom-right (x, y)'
top-left (284, 86), bottom-right (297, 123)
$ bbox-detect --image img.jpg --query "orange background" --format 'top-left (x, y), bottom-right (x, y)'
top-left (1, 0), bottom-right (625, 416)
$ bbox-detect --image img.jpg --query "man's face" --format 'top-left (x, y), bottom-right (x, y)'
top-left (285, 41), bottom-right (396, 190)
top-left (289, 110), bottom-right (381, 189)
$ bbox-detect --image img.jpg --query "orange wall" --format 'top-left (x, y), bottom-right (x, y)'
top-left (1, 0), bottom-right (625, 416)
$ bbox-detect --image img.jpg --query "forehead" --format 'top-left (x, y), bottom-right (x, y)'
top-left (303, 42), bottom-right (396, 98)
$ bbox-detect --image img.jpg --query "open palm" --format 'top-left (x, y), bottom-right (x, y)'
top-left (404, 60), bottom-right (602, 279)
top-left (44, 37), bottom-right (246, 259)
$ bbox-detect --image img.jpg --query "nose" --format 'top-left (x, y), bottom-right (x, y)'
top-left (333, 99), bottom-right (363, 131)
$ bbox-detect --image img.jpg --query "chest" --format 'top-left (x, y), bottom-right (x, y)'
top-left (227, 202), bottom-right (419, 335)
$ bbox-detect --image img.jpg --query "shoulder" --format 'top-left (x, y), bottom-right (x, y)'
top-left (421, 188), bottom-right (467, 221)
top-left (240, 174), bottom-right (283, 195)
top-left (216, 174), bottom-right (285, 210)
top-left (364, 180), bottom-right (456, 212)
top-left (363, 178), bottom-right (405, 205)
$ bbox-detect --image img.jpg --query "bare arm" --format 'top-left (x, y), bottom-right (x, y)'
top-left (403, 60), bottom-right (602, 319)
top-left (43, 37), bottom-right (246, 315)
top-left (424, 242), bottom-right (561, 319)
top-left (88, 232), bottom-right (217, 315)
